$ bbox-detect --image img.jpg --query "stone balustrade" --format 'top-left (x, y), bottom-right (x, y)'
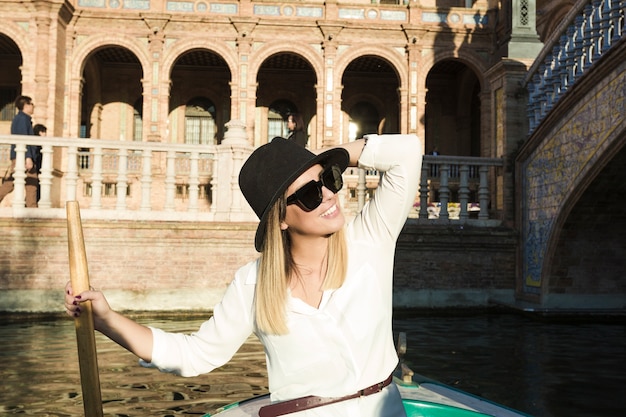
top-left (1, 130), bottom-right (504, 224)
top-left (524, 0), bottom-right (625, 134)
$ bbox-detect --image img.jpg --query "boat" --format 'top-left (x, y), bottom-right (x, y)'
top-left (203, 333), bottom-right (532, 417)
top-left (203, 374), bottom-right (532, 417)
top-left (202, 373), bottom-right (532, 417)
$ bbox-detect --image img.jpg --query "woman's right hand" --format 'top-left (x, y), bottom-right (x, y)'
top-left (63, 281), bottom-right (154, 361)
top-left (64, 281), bottom-right (112, 329)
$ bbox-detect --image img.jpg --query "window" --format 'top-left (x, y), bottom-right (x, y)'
top-left (185, 97), bottom-right (216, 145)
top-left (268, 108), bottom-right (285, 138)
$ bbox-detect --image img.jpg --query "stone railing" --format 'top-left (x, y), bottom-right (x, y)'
top-left (0, 135), bottom-right (223, 220)
top-left (417, 155), bottom-right (503, 222)
top-left (341, 155), bottom-right (504, 223)
top-left (524, 0), bottom-right (625, 134)
top-left (1, 133), bottom-right (504, 223)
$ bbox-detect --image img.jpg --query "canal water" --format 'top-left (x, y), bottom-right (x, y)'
top-left (0, 311), bottom-right (623, 416)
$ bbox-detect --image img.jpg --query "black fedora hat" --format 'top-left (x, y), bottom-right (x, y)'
top-left (239, 137), bottom-right (350, 252)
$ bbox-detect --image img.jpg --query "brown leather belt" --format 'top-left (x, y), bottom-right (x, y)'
top-left (258, 374), bottom-right (393, 417)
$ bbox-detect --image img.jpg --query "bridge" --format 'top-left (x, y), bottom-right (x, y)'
top-left (517, 0), bottom-right (625, 310)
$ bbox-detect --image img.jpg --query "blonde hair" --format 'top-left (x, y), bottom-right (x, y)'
top-left (255, 197), bottom-right (348, 335)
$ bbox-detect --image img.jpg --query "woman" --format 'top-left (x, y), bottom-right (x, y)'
top-left (286, 113), bottom-right (307, 147)
top-left (65, 134), bottom-right (422, 417)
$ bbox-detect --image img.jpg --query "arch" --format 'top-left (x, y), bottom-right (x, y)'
top-left (76, 44), bottom-right (144, 140)
top-left (70, 35), bottom-right (151, 81)
top-left (168, 49), bottom-right (232, 144)
top-left (541, 126), bottom-right (626, 296)
top-left (339, 53), bottom-right (403, 137)
top-left (248, 42), bottom-right (324, 85)
top-left (0, 23), bottom-right (30, 60)
top-left (161, 39), bottom-right (238, 79)
top-left (419, 49), bottom-right (488, 91)
top-left (334, 45), bottom-right (407, 90)
top-left (425, 58), bottom-right (481, 156)
top-left (518, 47), bottom-right (626, 299)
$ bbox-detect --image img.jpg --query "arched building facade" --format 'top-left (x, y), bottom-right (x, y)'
top-left (1, 0), bottom-right (512, 159)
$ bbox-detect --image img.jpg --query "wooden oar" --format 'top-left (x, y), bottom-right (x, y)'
top-left (67, 201), bottom-right (104, 417)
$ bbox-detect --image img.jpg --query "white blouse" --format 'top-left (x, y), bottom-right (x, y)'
top-left (146, 134), bottom-right (422, 416)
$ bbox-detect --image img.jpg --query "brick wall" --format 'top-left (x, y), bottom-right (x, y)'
top-left (1, 217), bottom-right (520, 313)
top-left (393, 221), bottom-right (518, 307)
top-left (0, 218), bottom-right (259, 312)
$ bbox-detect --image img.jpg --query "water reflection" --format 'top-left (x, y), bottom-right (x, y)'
top-left (0, 313), bottom-right (624, 416)
top-left (394, 312), bottom-right (626, 417)
top-left (0, 317), bottom-right (268, 416)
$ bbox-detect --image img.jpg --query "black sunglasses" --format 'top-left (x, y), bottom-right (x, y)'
top-left (286, 164), bottom-right (344, 211)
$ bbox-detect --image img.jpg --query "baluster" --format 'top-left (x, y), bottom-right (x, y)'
top-left (543, 53), bottom-right (556, 112)
top-left (551, 45), bottom-right (563, 100)
top-left (90, 147), bottom-right (103, 209)
top-left (610, 0), bottom-right (624, 42)
top-left (116, 148), bottom-right (128, 210)
top-left (591, 1), bottom-right (604, 61)
top-left (478, 165), bottom-right (490, 220)
top-left (583, 4), bottom-right (595, 71)
top-left (188, 151), bottom-right (200, 213)
top-left (458, 164), bottom-right (470, 220)
top-left (601, 0), bottom-right (613, 51)
top-left (565, 25), bottom-right (577, 84)
top-left (419, 162), bottom-right (429, 219)
top-left (557, 35), bottom-right (569, 93)
top-left (164, 150), bottom-right (176, 212)
top-left (574, 15), bottom-right (586, 78)
top-left (357, 168), bottom-right (367, 211)
top-left (66, 145), bottom-right (78, 202)
top-left (438, 164), bottom-right (450, 220)
top-left (11, 144), bottom-right (26, 208)
top-left (140, 149), bottom-right (152, 211)
top-left (210, 153), bottom-right (218, 214)
top-left (38, 144), bottom-right (53, 208)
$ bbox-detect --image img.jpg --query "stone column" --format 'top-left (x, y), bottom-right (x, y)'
top-left (319, 24), bottom-right (343, 147)
top-left (231, 18), bottom-right (259, 145)
top-left (213, 119), bottom-right (255, 221)
top-left (147, 25), bottom-right (167, 142)
top-left (33, 2), bottom-right (53, 126)
top-left (484, 59), bottom-right (529, 226)
top-left (403, 27), bottom-right (424, 136)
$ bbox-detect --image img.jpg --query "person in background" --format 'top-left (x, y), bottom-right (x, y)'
top-left (0, 95), bottom-right (40, 207)
top-left (286, 113), bottom-right (308, 147)
top-left (33, 124), bottom-right (47, 137)
top-left (33, 124), bottom-right (47, 202)
top-left (65, 134), bottom-right (422, 417)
